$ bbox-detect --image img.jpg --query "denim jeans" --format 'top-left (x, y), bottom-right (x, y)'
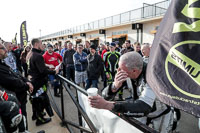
top-left (48, 75), bottom-right (59, 94)
top-left (85, 79), bottom-right (98, 90)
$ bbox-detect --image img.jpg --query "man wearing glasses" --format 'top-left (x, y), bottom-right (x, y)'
top-left (3, 42), bottom-right (18, 72)
top-left (0, 42), bottom-right (33, 133)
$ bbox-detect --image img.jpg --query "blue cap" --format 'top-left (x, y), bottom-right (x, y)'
top-left (109, 42), bottom-right (116, 47)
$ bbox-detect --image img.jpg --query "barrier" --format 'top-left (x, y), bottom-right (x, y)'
top-left (51, 74), bottom-right (157, 133)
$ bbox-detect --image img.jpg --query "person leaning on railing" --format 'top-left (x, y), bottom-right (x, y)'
top-left (88, 52), bottom-right (156, 124)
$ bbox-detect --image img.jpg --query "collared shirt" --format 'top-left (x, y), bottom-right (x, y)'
top-left (4, 52), bottom-right (17, 71)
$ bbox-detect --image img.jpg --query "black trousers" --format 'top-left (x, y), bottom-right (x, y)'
top-left (65, 66), bottom-right (75, 87)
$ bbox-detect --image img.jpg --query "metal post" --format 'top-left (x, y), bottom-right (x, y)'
top-left (119, 14), bottom-right (121, 24)
top-left (137, 29), bottom-right (139, 42)
top-left (76, 90), bottom-right (83, 133)
top-left (60, 80), bottom-right (65, 122)
top-left (104, 33), bottom-right (106, 43)
top-left (140, 25), bottom-right (143, 44)
top-left (39, 29), bottom-right (41, 38)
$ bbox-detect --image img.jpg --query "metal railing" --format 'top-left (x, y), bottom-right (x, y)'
top-left (49, 74), bottom-right (158, 133)
top-left (40, 0), bottom-right (170, 40)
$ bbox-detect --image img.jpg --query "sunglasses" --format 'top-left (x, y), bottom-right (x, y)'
top-left (0, 47), bottom-right (6, 50)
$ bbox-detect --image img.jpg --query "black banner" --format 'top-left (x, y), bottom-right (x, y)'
top-left (20, 21), bottom-right (28, 47)
top-left (12, 33), bottom-right (17, 45)
top-left (147, 0), bottom-right (200, 117)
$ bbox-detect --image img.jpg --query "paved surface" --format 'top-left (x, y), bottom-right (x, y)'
top-left (46, 79), bottom-right (199, 133)
top-left (27, 94), bottom-right (69, 133)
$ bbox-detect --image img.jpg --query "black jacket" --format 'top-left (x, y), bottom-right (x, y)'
top-left (63, 49), bottom-right (76, 66)
top-left (120, 46), bottom-right (134, 55)
top-left (83, 48), bottom-right (90, 55)
top-left (0, 60), bottom-right (29, 104)
top-left (102, 63), bottom-right (154, 117)
top-left (87, 53), bottom-right (103, 80)
top-left (0, 60), bottom-right (29, 93)
top-left (28, 48), bottom-right (55, 93)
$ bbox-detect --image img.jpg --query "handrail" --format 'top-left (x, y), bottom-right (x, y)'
top-left (57, 74), bottom-right (97, 133)
top-left (56, 74), bottom-right (157, 133)
top-left (57, 74), bottom-right (88, 96)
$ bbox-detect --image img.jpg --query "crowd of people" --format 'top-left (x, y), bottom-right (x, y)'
top-left (0, 36), bottom-right (180, 133)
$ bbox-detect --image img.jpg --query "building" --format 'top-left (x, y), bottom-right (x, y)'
top-left (40, 0), bottom-right (171, 46)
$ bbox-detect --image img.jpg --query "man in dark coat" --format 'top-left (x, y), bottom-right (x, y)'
top-left (28, 38), bottom-right (59, 126)
top-left (85, 43), bottom-right (103, 90)
top-left (0, 41), bottom-right (33, 132)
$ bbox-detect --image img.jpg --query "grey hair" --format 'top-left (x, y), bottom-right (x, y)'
top-left (119, 51), bottom-right (143, 70)
top-left (3, 42), bottom-right (11, 47)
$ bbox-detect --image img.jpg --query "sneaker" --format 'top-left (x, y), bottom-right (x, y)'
top-left (19, 130), bottom-right (31, 133)
top-left (36, 118), bottom-right (51, 126)
top-left (41, 112), bottom-right (46, 116)
top-left (32, 112), bottom-right (46, 120)
top-left (118, 95), bottom-right (123, 101)
top-left (32, 114), bottom-right (37, 121)
top-left (54, 93), bottom-right (60, 97)
top-left (37, 130), bottom-right (45, 133)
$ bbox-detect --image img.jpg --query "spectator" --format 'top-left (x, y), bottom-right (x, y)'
top-left (73, 44), bottom-right (88, 87)
top-left (89, 52), bottom-right (156, 124)
top-left (60, 41), bottom-right (68, 57)
top-left (0, 42), bottom-right (33, 132)
top-left (83, 41), bottom-right (90, 55)
top-left (63, 42), bottom-right (76, 88)
top-left (140, 44), bottom-right (174, 133)
top-left (103, 42), bottom-right (120, 89)
top-left (103, 42), bottom-right (120, 83)
top-left (54, 43), bottom-right (60, 54)
top-left (115, 41), bottom-right (121, 52)
top-left (98, 43), bottom-right (105, 56)
top-left (85, 43), bottom-right (103, 90)
top-left (28, 38), bottom-right (59, 126)
top-left (134, 42), bottom-right (143, 57)
top-left (120, 40), bottom-right (134, 55)
top-left (101, 42), bottom-right (110, 88)
top-left (73, 44), bottom-right (77, 51)
top-left (3, 42), bottom-right (18, 72)
top-left (13, 44), bottom-right (23, 73)
top-left (43, 44), bottom-right (62, 97)
top-left (20, 46), bottom-right (31, 77)
top-left (141, 43), bottom-right (150, 63)
top-left (101, 42), bottom-right (109, 58)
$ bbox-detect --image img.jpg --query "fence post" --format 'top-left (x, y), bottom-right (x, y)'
top-left (76, 90), bottom-right (83, 133)
top-left (60, 80), bottom-right (65, 122)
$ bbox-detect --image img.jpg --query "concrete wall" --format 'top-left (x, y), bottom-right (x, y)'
top-left (43, 18), bottom-right (161, 46)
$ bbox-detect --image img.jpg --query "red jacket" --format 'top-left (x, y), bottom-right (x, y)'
top-left (43, 51), bottom-right (62, 68)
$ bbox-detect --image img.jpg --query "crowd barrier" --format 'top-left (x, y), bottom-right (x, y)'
top-left (48, 74), bottom-right (157, 133)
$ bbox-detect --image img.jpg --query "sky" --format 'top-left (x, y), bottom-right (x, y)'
top-left (0, 0), bottom-right (163, 42)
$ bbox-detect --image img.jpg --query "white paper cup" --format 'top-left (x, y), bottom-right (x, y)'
top-left (87, 88), bottom-right (98, 96)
